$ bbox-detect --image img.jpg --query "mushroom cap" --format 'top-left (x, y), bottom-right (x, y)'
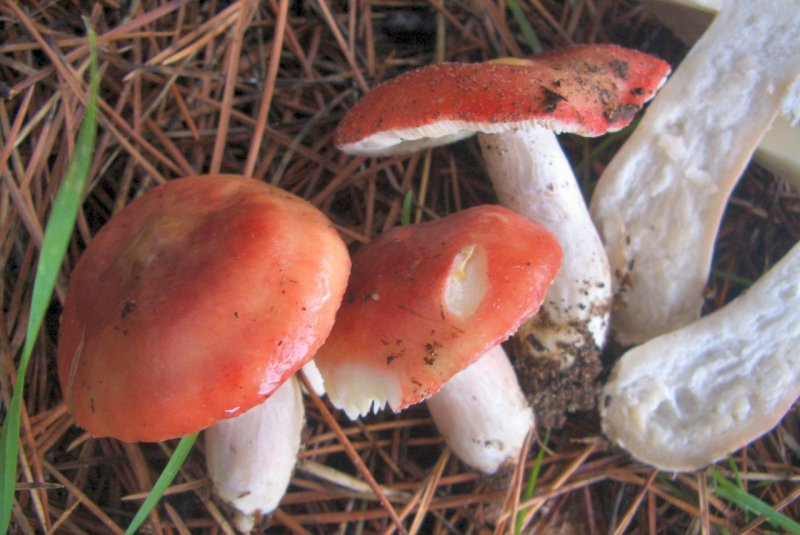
top-left (315, 205), bottom-right (562, 418)
top-left (334, 44), bottom-right (671, 156)
top-left (57, 175), bottom-right (350, 442)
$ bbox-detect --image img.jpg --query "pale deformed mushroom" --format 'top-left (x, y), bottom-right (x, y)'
top-left (315, 205), bottom-right (562, 473)
top-left (589, 0), bottom-right (800, 344)
top-left (643, 0), bottom-right (800, 193)
top-left (601, 240), bottom-right (800, 472)
top-left (57, 175), bottom-right (350, 530)
top-left (334, 45), bottom-right (670, 425)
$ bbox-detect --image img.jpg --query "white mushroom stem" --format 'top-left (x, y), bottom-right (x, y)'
top-left (589, 0), bottom-right (800, 344)
top-left (601, 240), bottom-right (800, 472)
top-left (426, 345), bottom-right (534, 475)
top-left (479, 126), bottom-right (612, 367)
top-left (205, 376), bottom-right (305, 532)
top-left (643, 0), bottom-right (800, 192)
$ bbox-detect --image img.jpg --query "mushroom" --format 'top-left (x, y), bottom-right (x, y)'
top-left (334, 45), bottom-right (670, 425)
top-left (589, 0), bottom-right (800, 344)
top-left (601, 240), bottom-right (800, 471)
top-left (315, 205), bottom-right (562, 473)
top-left (57, 175), bottom-right (350, 527)
top-left (642, 0), bottom-right (800, 193)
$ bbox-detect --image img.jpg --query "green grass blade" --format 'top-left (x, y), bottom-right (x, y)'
top-left (725, 456), bottom-right (749, 521)
top-left (125, 433), bottom-right (199, 535)
top-left (515, 429), bottom-right (550, 535)
top-left (0, 20), bottom-right (100, 534)
top-left (711, 269), bottom-right (754, 288)
top-left (711, 468), bottom-right (800, 534)
top-left (401, 189), bottom-right (414, 226)
top-left (506, 0), bottom-right (543, 55)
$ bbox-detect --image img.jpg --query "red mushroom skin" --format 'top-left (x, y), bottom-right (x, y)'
top-left (57, 175), bottom-right (350, 442)
top-left (334, 44), bottom-right (670, 152)
top-left (315, 205), bottom-right (562, 416)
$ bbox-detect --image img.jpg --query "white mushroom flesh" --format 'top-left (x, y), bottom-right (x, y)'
top-left (479, 126), bottom-right (611, 367)
top-left (590, 0), bottom-right (800, 344)
top-left (443, 244), bottom-right (488, 320)
top-left (601, 240), bottom-right (800, 472)
top-left (643, 0), bottom-right (800, 192)
top-left (427, 344), bottom-right (534, 475)
top-left (205, 376), bottom-right (305, 532)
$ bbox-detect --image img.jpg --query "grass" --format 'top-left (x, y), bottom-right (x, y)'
top-left (124, 433), bottom-right (198, 535)
top-left (712, 468), bottom-right (800, 534)
top-left (1, 1), bottom-right (798, 533)
top-left (515, 429), bottom-right (549, 534)
top-left (0, 19), bottom-right (99, 535)
top-left (506, 0), bottom-right (543, 55)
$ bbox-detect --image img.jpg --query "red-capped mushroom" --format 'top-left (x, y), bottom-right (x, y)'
top-left (58, 174), bottom-right (350, 442)
top-left (335, 45), bottom-right (669, 156)
top-left (333, 44), bottom-right (670, 425)
top-left (315, 205), bottom-right (562, 473)
top-left (58, 175), bottom-right (350, 530)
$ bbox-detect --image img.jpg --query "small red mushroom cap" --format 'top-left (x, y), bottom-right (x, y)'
top-left (334, 44), bottom-right (671, 155)
top-left (314, 205), bottom-right (562, 418)
top-left (57, 175), bottom-right (350, 442)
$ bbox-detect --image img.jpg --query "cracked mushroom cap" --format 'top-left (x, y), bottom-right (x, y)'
top-left (57, 175), bottom-right (350, 442)
top-left (334, 44), bottom-right (671, 156)
top-left (314, 205), bottom-right (562, 418)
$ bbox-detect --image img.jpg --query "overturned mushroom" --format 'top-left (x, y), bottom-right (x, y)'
top-left (316, 205), bottom-right (562, 473)
top-left (335, 45), bottom-right (670, 424)
top-left (602, 240), bottom-right (800, 472)
top-left (590, 0), bottom-right (800, 344)
top-left (643, 0), bottom-right (800, 192)
top-left (57, 175), bottom-right (350, 528)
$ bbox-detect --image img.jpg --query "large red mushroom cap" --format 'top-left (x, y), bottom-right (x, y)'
top-left (57, 175), bottom-right (350, 442)
top-left (314, 205), bottom-right (562, 418)
top-left (334, 44), bottom-right (671, 155)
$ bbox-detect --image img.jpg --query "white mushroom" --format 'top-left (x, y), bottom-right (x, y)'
top-left (643, 0), bottom-right (800, 192)
top-left (589, 0), bottom-right (800, 344)
top-left (601, 240), bottom-right (800, 472)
